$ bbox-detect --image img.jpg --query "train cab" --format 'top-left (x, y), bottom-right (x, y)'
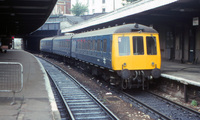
top-left (111, 24), bottom-right (161, 89)
top-left (112, 32), bottom-right (161, 72)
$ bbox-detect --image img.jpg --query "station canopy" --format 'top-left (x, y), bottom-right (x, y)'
top-left (61, 0), bottom-right (200, 33)
top-left (0, 0), bottom-right (57, 37)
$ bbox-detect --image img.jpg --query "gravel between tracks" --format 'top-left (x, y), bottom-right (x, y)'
top-left (42, 56), bottom-right (153, 120)
top-left (37, 54), bottom-right (200, 120)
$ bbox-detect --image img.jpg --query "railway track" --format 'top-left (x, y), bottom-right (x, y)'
top-left (49, 75), bottom-right (70, 120)
top-left (123, 90), bottom-right (200, 120)
top-left (38, 57), bottom-right (119, 120)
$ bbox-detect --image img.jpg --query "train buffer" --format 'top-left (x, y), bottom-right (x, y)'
top-left (0, 62), bottom-right (23, 105)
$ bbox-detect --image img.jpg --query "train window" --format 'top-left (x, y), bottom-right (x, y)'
top-left (92, 40), bottom-right (95, 50)
top-left (77, 41), bottom-right (78, 49)
top-left (86, 40), bottom-right (88, 50)
top-left (78, 40), bottom-right (81, 49)
top-left (101, 40), bottom-right (103, 51)
top-left (103, 39), bottom-right (107, 52)
top-left (91, 40), bottom-right (93, 50)
top-left (67, 41), bottom-right (69, 48)
top-left (76, 40), bottom-right (78, 49)
top-left (133, 36), bottom-right (144, 55)
top-left (77, 40), bottom-right (79, 49)
top-left (85, 40), bottom-right (87, 50)
top-left (118, 37), bottom-right (130, 56)
top-left (90, 40), bottom-right (92, 50)
top-left (82, 40), bottom-right (83, 49)
top-left (110, 40), bottom-right (112, 53)
top-left (83, 40), bottom-right (85, 49)
top-left (85, 40), bottom-right (87, 49)
top-left (84, 40), bottom-right (87, 50)
top-left (82, 40), bottom-right (84, 49)
top-left (87, 40), bottom-right (89, 50)
top-left (87, 40), bottom-right (90, 50)
top-left (97, 39), bottom-right (101, 51)
top-left (81, 40), bottom-right (83, 49)
top-left (77, 41), bottom-right (79, 49)
top-left (146, 36), bottom-right (157, 55)
top-left (79, 40), bottom-right (81, 49)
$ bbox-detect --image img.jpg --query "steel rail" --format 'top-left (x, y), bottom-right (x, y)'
top-left (147, 91), bottom-right (200, 116)
top-left (38, 57), bottom-right (119, 120)
top-left (47, 72), bottom-right (75, 120)
top-left (63, 70), bottom-right (119, 120)
top-left (122, 90), bottom-right (200, 120)
top-left (122, 92), bottom-right (171, 120)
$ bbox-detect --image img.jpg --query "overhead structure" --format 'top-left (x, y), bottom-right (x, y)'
top-left (0, 0), bottom-right (57, 37)
top-left (61, 0), bottom-right (200, 33)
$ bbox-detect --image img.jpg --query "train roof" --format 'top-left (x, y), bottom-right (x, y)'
top-left (73, 23), bottom-right (158, 38)
top-left (53, 35), bottom-right (73, 40)
top-left (41, 24), bottom-right (158, 41)
top-left (41, 37), bottom-right (55, 41)
top-left (41, 35), bottom-right (73, 41)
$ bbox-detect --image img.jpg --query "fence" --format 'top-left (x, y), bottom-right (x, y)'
top-left (0, 62), bottom-right (23, 105)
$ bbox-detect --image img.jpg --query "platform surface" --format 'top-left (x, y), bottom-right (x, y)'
top-left (0, 50), bottom-right (60, 120)
top-left (161, 59), bottom-right (200, 87)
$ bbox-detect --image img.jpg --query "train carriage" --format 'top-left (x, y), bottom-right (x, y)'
top-left (40, 37), bottom-right (54, 53)
top-left (72, 30), bottom-right (113, 69)
top-left (72, 24), bottom-right (161, 89)
top-left (112, 24), bottom-right (160, 72)
top-left (111, 24), bottom-right (161, 89)
top-left (53, 35), bottom-right (72, 57)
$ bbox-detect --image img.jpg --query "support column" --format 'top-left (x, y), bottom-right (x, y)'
top-left (184, 84), bottom-right (188, 103)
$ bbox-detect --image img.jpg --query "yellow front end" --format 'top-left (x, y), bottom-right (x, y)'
top-left (112, 33), bottom-right (161, 71)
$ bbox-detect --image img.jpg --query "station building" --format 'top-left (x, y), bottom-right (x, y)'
top-left (71, 0), bottom-right (125, 15)
top-left (61, 0), bottom-right (200, 64)
top-left (52, 0), bottom-right (126, 15)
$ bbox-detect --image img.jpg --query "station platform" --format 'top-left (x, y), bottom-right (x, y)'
top-left (161, 59), bottom-right (200, 87)
top-left (0, 50), bottom-right (60, 120)
top-left (0, 50), bottom-right (199, 120)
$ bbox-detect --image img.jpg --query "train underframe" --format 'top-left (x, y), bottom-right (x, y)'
top-left (116, 70), bottom-right (152, 90)
top-left (42, 53), bottom-right (160, 90)
top-left (66, 57), bottom-right (159, 90)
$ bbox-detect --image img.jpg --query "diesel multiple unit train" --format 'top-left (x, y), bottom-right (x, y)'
top-left (40, 23), bottom-right (161, 89)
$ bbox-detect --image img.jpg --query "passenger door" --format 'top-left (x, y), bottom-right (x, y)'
top-left (189, 29), bottom-right (196, 63)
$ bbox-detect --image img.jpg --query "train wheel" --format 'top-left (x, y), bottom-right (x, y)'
top-left (121, 79), bottom-right (128, 89)
top-left (146, 80), bottom-right (149, 90)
